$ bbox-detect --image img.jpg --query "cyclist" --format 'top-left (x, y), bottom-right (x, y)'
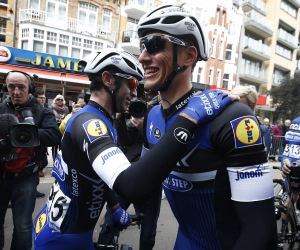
top-left (137, 4), bottom-right (277, 250)
top-left (33, 48), bottom-right (234, 250)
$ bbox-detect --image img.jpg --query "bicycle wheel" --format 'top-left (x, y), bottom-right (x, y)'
top-left (276, 207), bottom-right (297, 250)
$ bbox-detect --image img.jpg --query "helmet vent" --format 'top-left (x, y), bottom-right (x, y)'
top-left (162, 16), bottom-right (184, 24)
top-left (143, 18), bottom-right (160, 26)
top-left (93, 52), bottom-right (118, 70)
top-left (123, 57), bottom-right (135, 71)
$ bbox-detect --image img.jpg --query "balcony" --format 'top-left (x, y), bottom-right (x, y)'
top-left (239, 64), bottom-right (267, 84)
top-left (277, 28), bottom-right (298, 50)
top-left (119, 30), bottom-right (140, 55)
top-left (19, 8), bottom-right (117, 44)
top-left (242, 0), bottom-right (266, 16)
top-left (242, 37), bottom-right (270, 61)
top-left (244, 10), bottom-right (274, 38)
top-left (286, 0), bottom-right (300, 8)
top-left (124, 0), bottom-right (153, 20)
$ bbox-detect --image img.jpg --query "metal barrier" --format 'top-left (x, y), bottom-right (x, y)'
top-left (268, 135), bottom-right (285, 160)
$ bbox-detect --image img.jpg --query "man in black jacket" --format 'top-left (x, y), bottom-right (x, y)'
top-left (0, 71), bottom-right (61, 250)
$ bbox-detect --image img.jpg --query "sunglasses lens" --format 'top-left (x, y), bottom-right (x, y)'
top-left (141, 36), bottom-right (166, 54)
top-left (129, 79), bottom-right (138, 90)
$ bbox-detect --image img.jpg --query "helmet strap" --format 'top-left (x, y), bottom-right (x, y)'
top-left (159, 44), bottom-right (187, 92)
top-left (103, 77), bottom-right (122, 113)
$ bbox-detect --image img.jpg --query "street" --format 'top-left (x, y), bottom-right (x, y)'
top-left (3, 159), bottom-right (282, 250)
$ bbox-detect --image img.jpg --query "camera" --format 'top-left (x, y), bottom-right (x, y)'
top-left (10, 108), bottom-right (40, 148)
top-left (128, 98), bottom-right (148, 118)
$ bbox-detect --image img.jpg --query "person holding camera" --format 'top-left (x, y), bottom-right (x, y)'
top-left (0, 70), bottom-right (61, 250)
top-left (59, 93), bottom-right (86, 134)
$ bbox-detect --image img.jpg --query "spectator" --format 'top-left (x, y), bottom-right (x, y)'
top-left (33, 48), bottom-right (233, 249)
top-left (49, 94), bottom-right (69, 161)
top-left (0, 71), bottom-right (61, 250)
top-left (137, 4), bottom-right (276, 250)
top-left (282, 119), bottom-right (291, 136)
top-left (231, 85), bottom-right (271, 157)
top-left (33, 87), bottom-right (49, 198)
top-left (270, 119), bottom-right (284, 162)
top-left (59, 93), bottom-right (86, 134)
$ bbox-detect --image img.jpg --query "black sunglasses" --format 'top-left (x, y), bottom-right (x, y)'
top-left (56, 98), bottom-right (63, 101)
top-left (140, 34), bottom-right (190, 54)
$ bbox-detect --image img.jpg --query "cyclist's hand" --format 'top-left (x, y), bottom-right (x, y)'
top-left (180, 90), bottom-right (239, 125)
top-left (282, 162), bottom-right (291, 178)
top-left (110, 205), bottom-right (131, 230)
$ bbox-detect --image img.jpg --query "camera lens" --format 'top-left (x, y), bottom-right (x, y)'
top-left (129, 99), bottom-right (147, 118)
top-left (15, 131), bottom-right (32, 144)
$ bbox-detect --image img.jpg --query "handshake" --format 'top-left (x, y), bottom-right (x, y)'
top-left (180, 90), bottom-right (238, 125)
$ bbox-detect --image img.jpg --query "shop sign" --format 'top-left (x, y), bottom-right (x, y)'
top-left (0, 46), bottom-right (84, 74)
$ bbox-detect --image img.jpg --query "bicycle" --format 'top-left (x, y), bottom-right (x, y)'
top-left (94, 213), bottom-right (145, 250)
top-left (273, 165), bottom-right (300, 250)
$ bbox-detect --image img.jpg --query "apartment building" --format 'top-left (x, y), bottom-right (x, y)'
top-left (0, 0), bottom-right (121, 105)
top-left (235, 0), bottom-right (300, 121)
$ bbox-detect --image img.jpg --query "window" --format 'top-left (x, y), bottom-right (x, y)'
top-left (72, 37), bottom-right (81, 47)
top-left (216, 70), bottom-right (221, 87)
top-left (215, 9), bottom-right (219, 25)
top-left (221, 11), bottom-right (226, 27)
top-left (22, 41), bottom-right (28, 50)
top-left (28, 0), bottom-right (39, 9)
top-left (83, 39), bottom-right (92, 49)
top-left (34, 29), bottom-right (44, 39)
top-left (59, 45), bottom-right (68, 56)
top-left (225, 44), bottom-right (232, 60)
top-left (219, 40), bottom-right (224, 59)
top-left (46, 0), bottom-right (67, 21)
top-left (59, 34), bottom-right (69, 44)
top-left (211, 38), bottom-right (216, 57)
top-left (22, 28), bottom-right (29, 38)
top-left (197, 67), bottom-right (202, 83)
top-left (94, 41), bottom-right (103, 50)
top-left (71, 48), bottom-right (80, 58)
top-left (33, 41), bottom-right (43, 52)
top-left (102, 8), bottom-right (112, 31)
top-left (78, 2), bottom-right (97, 26)
top-left (208, 69), bottom-right (213, 85)
top-left (46, 43), bottom-right (56, 54)
top-left (223, 74), bottom-right (229, 89)
top-left (47, 31), bottom-right (57, 42)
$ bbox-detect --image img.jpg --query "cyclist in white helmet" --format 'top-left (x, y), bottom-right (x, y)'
top-left (138, 4), bottom-right (277, 250)
top-left (33, 48), bottom-right (234, 250)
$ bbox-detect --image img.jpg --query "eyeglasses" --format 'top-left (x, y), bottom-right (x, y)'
top-left (37, 97), bottom-right (46, 100)
top-left (109, 72), bottom-right (139, 90)
top-left (56, 99), bottom-right (63, 101)
top-left (139, 33), bottom-right (190, 54)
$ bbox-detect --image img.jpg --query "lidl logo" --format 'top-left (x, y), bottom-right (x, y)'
top-left (231, 116), bottom-right (262, 148)
top-left (83, 119), bottom-right (108, 143)
top-left (35, 213), bottom-right (47, 234)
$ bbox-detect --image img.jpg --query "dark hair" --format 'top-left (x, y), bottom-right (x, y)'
top-left (77, 93), bottom-right (85, 101)
top-left (89, 75), bottom-right (104, 93)
top-left (33, 87), bottom-right (45, 98)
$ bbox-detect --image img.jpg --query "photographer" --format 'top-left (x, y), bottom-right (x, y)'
top-left (0, 71), bottom-right (61, 250)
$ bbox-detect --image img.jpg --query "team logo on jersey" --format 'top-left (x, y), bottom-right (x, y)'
top-left (174, 127), bottom-right (191, 144)
top-left (53, 152), bottom-right (65, 181)
top-left (231, 116), bottom-right (262, 148)
top-left (154, 128), bottom-right (161, 140)
top-left (35, 212), bottom-right (47, 234)
top-left (163, 173), bottom-right (193, 192)
top-left (83, 119), bottom-right (108, 143)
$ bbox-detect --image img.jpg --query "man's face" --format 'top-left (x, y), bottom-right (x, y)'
top-left (36, 95), bottom-right (46, 106)
top-left (6, 72), bottom-right (30, 105)
top-left (138, 33), bottom-right (186, 91)
top-left (285, 120), bottom-right (291, 127)
top-left (263, 120), bottom-right (269, 127)
top-left (278, 121), bottom-right (283, 127)
top-left (115, 78), bottom-right (137, 113)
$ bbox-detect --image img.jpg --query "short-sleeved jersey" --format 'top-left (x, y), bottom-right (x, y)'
top-left (34, 101), bottom-right (131, 246)
top-left (281, 117), bottom-right (300, 191)
top-left (144, 89), bottom-right (274, 249)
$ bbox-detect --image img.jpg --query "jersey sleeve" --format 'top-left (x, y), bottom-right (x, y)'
top-left (69, 112), bottom-right (131, 188)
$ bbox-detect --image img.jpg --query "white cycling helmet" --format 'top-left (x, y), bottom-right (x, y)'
top-left (79, 48), bottom-right (144, 81)
top-left (137, 5), bottom-right (209, 61)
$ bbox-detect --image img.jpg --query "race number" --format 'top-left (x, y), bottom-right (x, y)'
top-left (47, 182), bottom-right (71, 231)
top-left (283, 144), bottom-right (300, 158)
